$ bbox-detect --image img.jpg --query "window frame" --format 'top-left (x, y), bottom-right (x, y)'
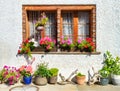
top-left (22, 5), bottom-right (96, 53)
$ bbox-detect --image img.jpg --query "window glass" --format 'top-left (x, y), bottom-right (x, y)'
top-left (78, 11), bottom-right (90, 39)
top-left (62, 12), bottom-right (73, 40)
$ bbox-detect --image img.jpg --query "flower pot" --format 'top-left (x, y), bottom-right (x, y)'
top-left (36, 26), bottom-right (44, 31)
top-left (34, 76), bottom-right (47, 86)
top-left (100, 78), bottom-right (109, 86)
top-left (76, 75), bottom-right (86, 85)
top-left (23, 76), bottom-right (32, 85)
top-left (49, 76), bottom-right (58, 84)
top-left (111, 74), bottom-right (120, 85)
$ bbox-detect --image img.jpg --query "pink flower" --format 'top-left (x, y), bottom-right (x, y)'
top-left (26, 65), bottom-right (32, 73)
top-left (78, 39), bottom-right (82, 44)
top-left (46, 45), bottom-right (51, 50)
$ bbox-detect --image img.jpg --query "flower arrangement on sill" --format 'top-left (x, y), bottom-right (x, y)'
top-left (39, 37), bottom-right (55, 51)
top-left (75, 38), bottom-right (95, 52)
top-left (2, 65), bottom-right (20, 85)
top-left (19, 65), bottom-right (32, 77)
top-left (59, 37), bottom-right (74, 51)
top-left (17, 39), bottom-right (35, 59)
top-left (35, 12), bottom-right (48, 31)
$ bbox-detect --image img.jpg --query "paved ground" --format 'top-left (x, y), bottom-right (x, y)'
top-left (0, 82), bottom-right (120, 91)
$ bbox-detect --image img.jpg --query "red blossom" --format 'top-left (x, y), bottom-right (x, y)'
top-left (86, 38), bottom-right (92, 42)
top-left (18, 50), bottom-right (21, 54)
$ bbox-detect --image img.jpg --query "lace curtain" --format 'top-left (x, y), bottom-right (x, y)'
top-left (62, 11), bottom-right (89, 40)
top-left (78, 11), bottom-right (89, 39)
top-left (62, 12), bottom-right (73, 40)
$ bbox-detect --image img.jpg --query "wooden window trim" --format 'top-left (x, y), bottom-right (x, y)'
top-left (22, 5), bottom-right (96, 52)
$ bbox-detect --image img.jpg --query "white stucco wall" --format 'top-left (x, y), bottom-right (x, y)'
top-left (0, 0), bottom-right (120, 80)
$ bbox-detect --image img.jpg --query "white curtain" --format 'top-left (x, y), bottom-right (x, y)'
top-left (78, 11), bottom-right (89, 39)
top-left (62, 12), bottom-right (73, 40)
top-left (45, 12), bottom-right (56, 40)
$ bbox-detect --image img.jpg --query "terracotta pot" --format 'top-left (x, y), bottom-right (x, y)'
top-left (34, 76), bottom-right (47, 86)
top-left (49, 76), bottom-right (58, 84)
top-left (76, 75), bottom-right (86, 85)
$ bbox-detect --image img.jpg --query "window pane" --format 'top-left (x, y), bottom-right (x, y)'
top-left (27, 11), bottom-right (56, 41)
top-left (62, 12), bottom-right (73, 40)
top-left (78, 11), bottom-right (90, 39)
top-left (45, 12), bottom-right (56, 40)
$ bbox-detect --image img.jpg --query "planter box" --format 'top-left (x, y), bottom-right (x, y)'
top-left (32, 46), bottom-right (57, 52)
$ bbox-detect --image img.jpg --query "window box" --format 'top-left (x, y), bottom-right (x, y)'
top-left (32, 46), bottom-right (57, 52)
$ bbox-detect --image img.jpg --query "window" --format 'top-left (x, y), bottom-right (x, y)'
top-left (22, 5), bottom-right (96, 53)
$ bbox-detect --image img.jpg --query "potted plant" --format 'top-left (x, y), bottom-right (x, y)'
top-left (19, 65), bottom-right (33, 85)
top-left (75, 72), bottom-right (86, 85)
top-left (99, 67), bottom-right (110, 85)
top-left (75, 38), bottom-right (95, 52)
top-left (2, 65), bottom-right (21, 85)
top-left (49, 68), bottom-right (59, 84)
top-left (17, 39), bottom-right (35, 59)
top-left (103, 51), bottom-right (120, 85)
top-left (39, 37), bottom-right (56, 52)
top-left (35, 12), bottom-right (48, 31)
top-left (34, 62), bottom-right (50, 86)
top-left (59, 37), bottom-right (74, 52)
top-left (111, 56), bottom-right (120, 85)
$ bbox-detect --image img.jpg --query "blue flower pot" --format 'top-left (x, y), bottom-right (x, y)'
top-left (100, 78), bottom-right (109, 86)
top-left (23, 76), bottom-right (32, 85)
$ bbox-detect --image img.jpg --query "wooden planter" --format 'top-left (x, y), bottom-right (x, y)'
top-left (76, 75), bottom-right (86, 85)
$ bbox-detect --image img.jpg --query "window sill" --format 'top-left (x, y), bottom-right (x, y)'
top-left (31, 51), bottom-right (101, 55)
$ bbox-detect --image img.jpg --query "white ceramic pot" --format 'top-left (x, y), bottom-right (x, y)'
top-left (111, 74), bottom-right (120, 85)
top-left (36, 26), bottom-right (44, 31)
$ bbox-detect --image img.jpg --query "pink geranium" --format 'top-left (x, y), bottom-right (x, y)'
top-left (75, 37), bottom-right (95, 52)
top-left (19, 65), bottom-right (32, 77)
top-left (39, 37), bottom-right (55, 50)
top-left (59, 37), bottom-right (74, 50)
top-left (2, 65), bottom-right (21, 85)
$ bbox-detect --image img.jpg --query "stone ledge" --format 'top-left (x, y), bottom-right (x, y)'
top-left (31, 52), bottom-right (101, 55)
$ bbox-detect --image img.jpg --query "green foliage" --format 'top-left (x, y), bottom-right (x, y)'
top-left (34, 62), bottom-right (50, 77)
top-left (112, 56), bottom-right (120, 75)
top-left (99, 67), bottom-right (110, 78)
top-left (49, 68), bottom-right (59, 77)
top-left (20, 70), bottom-right (31, 77)
top-left (0, 70), bottom-right (5, 81)
top-left (103, 51), bottom-right (115, 73)
top-left (77, 72), bottom-right (85, 76)
top-left (35, 12), bottom-right (48, 27)
top-left (101, 51), bottom-right (120, 76)
top-left (35, 17), bottom-right (48, 27)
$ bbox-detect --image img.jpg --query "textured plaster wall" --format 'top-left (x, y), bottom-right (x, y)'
top-left (0, 0), bottom-right (120, 80)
